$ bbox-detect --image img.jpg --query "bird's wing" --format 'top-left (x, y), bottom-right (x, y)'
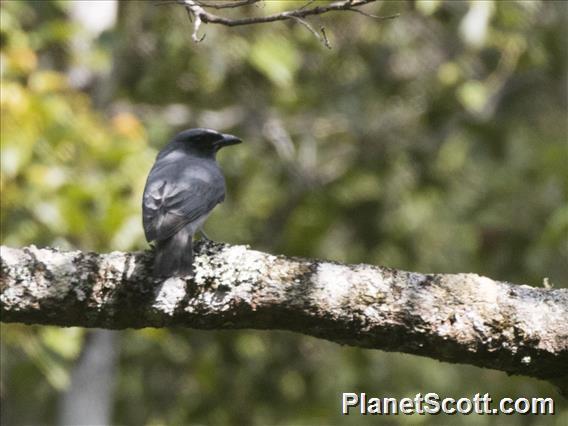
top-left (143, 178), bottom-right (225, 242)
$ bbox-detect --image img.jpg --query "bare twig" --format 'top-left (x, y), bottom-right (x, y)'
top-left (347, 7), bottom-right (400, 20)
top-left (191, 10), bottom-right (206, 41)
top-left (299, 0), bottom-right (316, 11)
top-left (181, 0), bottom-right (394, 26)
top-left (319, 26), bottom-right (331, 49)
top-left (292, 16), bottom-right (331, 49)
top-left (172, 0), bottom-right (398, 46)
top-left (195, 0), bottom-right (260, 9)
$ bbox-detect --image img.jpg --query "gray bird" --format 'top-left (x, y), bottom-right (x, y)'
top-left (142, 128), bottom-right (242, 277)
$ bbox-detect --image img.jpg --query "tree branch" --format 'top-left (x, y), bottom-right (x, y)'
top-left (172, 0), bottom-right (399, 46)
top-left (291, 16), bottom-right (332, 49)
top-left (194, 0), bottom-right (260, 9)
top-left (1, 244), bottom-right (567, 391)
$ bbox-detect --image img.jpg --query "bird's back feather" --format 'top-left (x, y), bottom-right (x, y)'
top-left (142, 145), bottom-right (226, 277)
top-left (142, 152), bottom-right (225, 243)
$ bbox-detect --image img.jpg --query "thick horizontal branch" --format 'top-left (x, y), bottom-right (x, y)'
top-left (172, 0), bottom-right (399, 44)
top-left (1, 244), bottom-right (567, 391)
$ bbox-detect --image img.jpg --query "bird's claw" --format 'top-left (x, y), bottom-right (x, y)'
top-left (198, 229), bottom-right (214, 242)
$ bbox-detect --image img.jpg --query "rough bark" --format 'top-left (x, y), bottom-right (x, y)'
top-left (1, 243), bottom-right (567, 390)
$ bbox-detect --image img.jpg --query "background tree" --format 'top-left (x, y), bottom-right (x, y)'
top-left (1, 0), bottom-right (566, 424)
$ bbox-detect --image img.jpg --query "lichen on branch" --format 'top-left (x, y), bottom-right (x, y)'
top-left (1, 243), bottom-right (567, 393)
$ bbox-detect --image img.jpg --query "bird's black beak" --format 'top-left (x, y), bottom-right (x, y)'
top-left (216, 133), bottom-right (242, 149)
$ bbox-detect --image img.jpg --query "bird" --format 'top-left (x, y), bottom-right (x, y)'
top-left (142, 128), bottom-right (242, 277)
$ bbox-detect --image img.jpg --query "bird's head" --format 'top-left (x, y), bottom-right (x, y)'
top-left (173, 128), bottom-right (242, 155)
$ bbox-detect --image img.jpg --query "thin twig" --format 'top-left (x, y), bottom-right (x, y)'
top-left (347, 8), bottom-right (400, 20)
top-left (178, 0), bottom-right (398, 47)
top-left (292, 16), bottom-right (331, 49)
top-left (195, 0), bottom-right (259, 9)
top-left (299, 0), bottom-right (316, 11)
top-left (155, 0), bottom-right (179, 5)
top-left (181, 0), bottom-right (395, 27)
top-left (320, 26), bottom-right (331, 49)
top-left (192, 11), bottom-right (206, 41)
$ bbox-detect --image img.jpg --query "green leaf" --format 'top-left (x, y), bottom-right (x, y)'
top-left (249, 34), bottom-right (300, 88)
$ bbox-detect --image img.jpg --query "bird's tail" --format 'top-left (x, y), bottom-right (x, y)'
top-left (153, 226), bottom-right (194, 278)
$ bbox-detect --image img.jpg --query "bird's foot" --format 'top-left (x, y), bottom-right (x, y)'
top-left (198, 229), bottom-right (214, 242)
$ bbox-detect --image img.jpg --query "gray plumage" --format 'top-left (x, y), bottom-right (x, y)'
top-left (142, 128), bottom-right (241, 277)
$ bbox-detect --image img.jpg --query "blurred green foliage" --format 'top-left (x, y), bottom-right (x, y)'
top-left (1, 0), bottom-right (567, 424)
